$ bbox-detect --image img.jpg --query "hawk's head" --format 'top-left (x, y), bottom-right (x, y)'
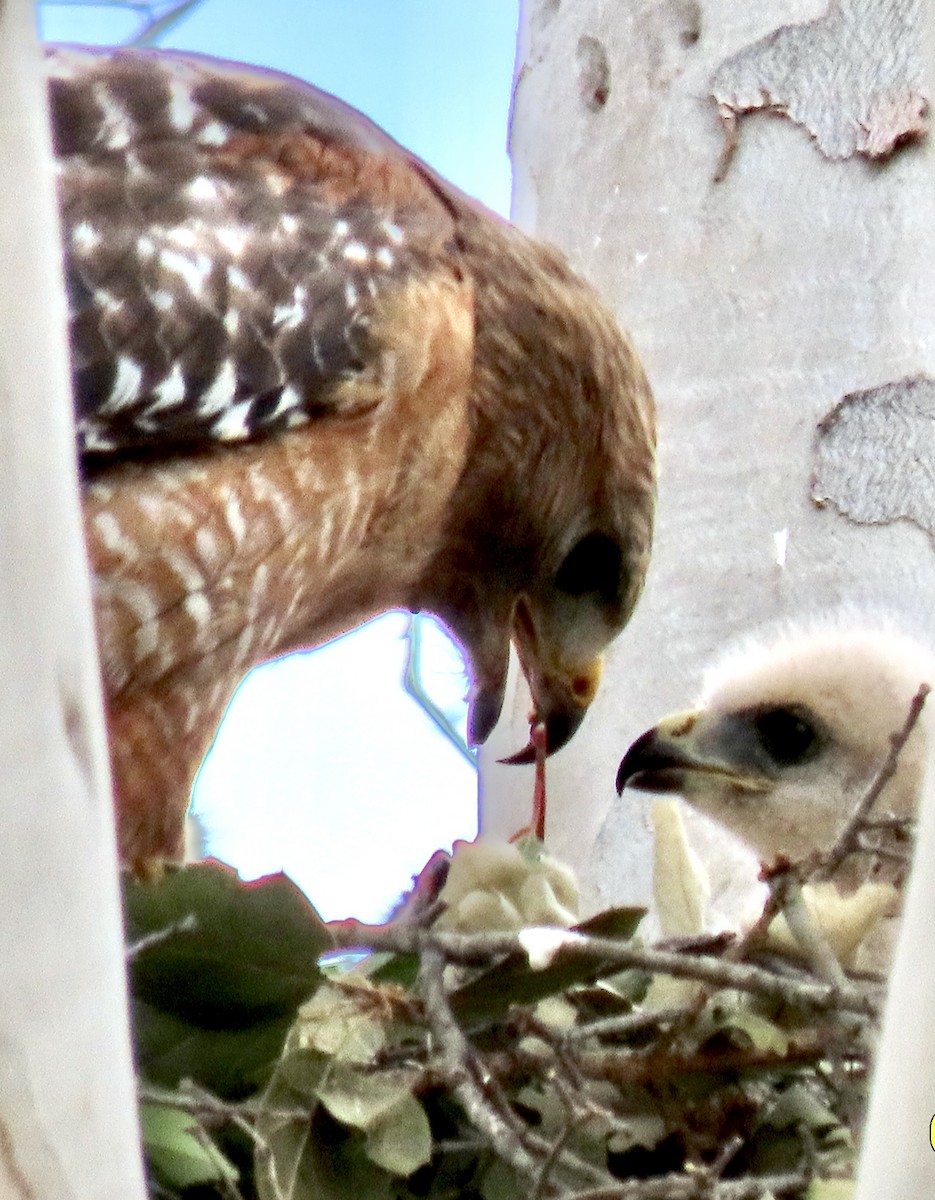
top-left (420, 228), bottom-right (656, 761)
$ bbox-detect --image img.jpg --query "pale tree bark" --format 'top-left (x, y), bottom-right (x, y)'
top-left (485, 1), bottom-right (935, 1194)
top-left (0, 4), bottom-right (146, 1197)
top-left (484, 0), bottom-right (935, 910)
top-left (855, 754), bottom-right (935, 1196)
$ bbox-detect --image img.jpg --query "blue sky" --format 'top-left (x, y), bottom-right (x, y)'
top-left (41, 0), bottom-right (520, 919)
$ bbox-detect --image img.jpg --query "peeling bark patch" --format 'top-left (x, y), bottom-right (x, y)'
top-left (711, 0), bottom-right (927, 172)
top-left (576, 36), bottom-right (610, 111)
top-left (811, 375), bottom-right (935, 540)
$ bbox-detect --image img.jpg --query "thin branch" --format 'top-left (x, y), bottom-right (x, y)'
top-left (419, 945), bottom-right (616, 1194)
top-left (558, 1170), bottom-right (810, 1199)
top-left (329, 923), bottom-right (877, 1017)
top-left (137, 1082), bottom-right (305, 1146)
top-left (531, 1109), bottom-right (594, 1200)
top-left (708, 1133), bottom-right (745, 1180)
top-left (417, 944), bottom-right (543, 1185)
top-left (126, 913), bottom-right (197, 961)
top-left (189, 1124), bottom-right (245, 1200)
top-left (729, 864), bottom-right (799, 960)
top-left (854, 834), bottom-right (911, 863)
top-left (562, 1007), bottom-right (687, 1045)
top-left (130, 0), bottom-right (203, 46)
top-left (860, 814), bottom-right (915, 831)
top-left (814, 683), bottom-right (929, 881)
top-left (487, 1036), bottom-right (855, 1090)
top-left (43, 0), bottom-right (153, 8)
top-left (40, 0), bottom-right (207, 46)
top-left (476, 1065), bottom-right (614, 1191)
top-left (402, 614), bottom-right (476, 767)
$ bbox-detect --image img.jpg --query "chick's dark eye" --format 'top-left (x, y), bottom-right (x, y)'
top-left (752, 708), bottom-right (819, 766)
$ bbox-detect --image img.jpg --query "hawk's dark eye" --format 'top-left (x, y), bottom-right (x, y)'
top-left (751, 707), bottom-right (819, 767)
top-left (555, 532), bottom-right (624, 607)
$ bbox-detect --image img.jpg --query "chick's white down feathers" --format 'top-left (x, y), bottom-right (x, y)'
top-left (695, 619), bottom-right (932, 859)
top-left (617, 616), bottom-right (934, 954)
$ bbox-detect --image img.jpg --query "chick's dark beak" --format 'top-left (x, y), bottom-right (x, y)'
top-left (615, 726), bottom-right (695, 794)
top-left (616, 710), bottom-right (775, 796)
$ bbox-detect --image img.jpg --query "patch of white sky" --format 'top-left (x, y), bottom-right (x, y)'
top-left (40, 0), bottom-right (520, 920)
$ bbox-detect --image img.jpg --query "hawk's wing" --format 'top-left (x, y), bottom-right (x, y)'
top-left (49, 46), bottom-right (466, 456)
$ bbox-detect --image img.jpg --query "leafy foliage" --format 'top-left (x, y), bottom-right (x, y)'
top-left (125, 858), bottom-right (868, 1200)
top-left (126, 861), bottom-right (331, 1099)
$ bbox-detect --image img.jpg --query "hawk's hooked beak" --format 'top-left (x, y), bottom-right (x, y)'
top-left (615, 710), bottom-right (775, 796)
top-left (499, 658), bottom-right (602, 762)
top-left (466, 645), bottom-right (601, 758)
top-left (499, 596), bottom-right (604, 764)
top-left (467, 672), bottom-right (508, 748)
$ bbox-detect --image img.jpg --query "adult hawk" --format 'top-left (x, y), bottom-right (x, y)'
top-left (49, 46), bottom-right (656, 866)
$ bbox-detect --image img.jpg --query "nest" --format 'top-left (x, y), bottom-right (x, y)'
top-left (128, 689), bottom-right (923, 1200)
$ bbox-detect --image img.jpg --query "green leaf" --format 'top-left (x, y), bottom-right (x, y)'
top-left (479, 1158), bottom-right (525, 1200)
top-left (276, 1046), bottom-right (331, 1099)
top-left (256, 1082), bottom-right (394, 1200)
top-left (764, 1086), bottom-right (840, 1134)
top-left (574, 907), bottom-right (646, 940)
top-left (365, 1093), bottom-right (432, 1175)
top-left (133, 998), bottom-right (294, 1098)
top-left (745, 1083), bottom-right (854, 1178)
top-left (316, 1065), bottom-right (417, 1130)
top-left (805, 1182), bottom-right (854, 1200)
top-left (450, 907), bottom-right (645, 1027)
top-left (126, 862), bottom-right (331, 1022)
top-left (256, 969), bottom-right (431, 1191)
top-left (574, 969), bottom-right (653, 1014)
top-left (703, 1003), bottom-right (790, 1055)
top-left (296, 982), bottom-right (386, 1063)
top-left (141, 1102), bottom-right (238, 1189)
top-left (125, 862), bottom-right (331, 1096)
top-left (255, 1108), bottom-right (316, 1200)
top-left (369, 951), bottom-right (421, 988)
top-left (607, 1111), bottom-right (668, 1155)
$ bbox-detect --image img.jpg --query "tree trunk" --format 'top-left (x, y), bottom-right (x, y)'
top-left (854, 753), bottom-right (935, 1196)
top-left (0, 5), bottom-right (146, 1196)
top-left (491, 1), bottom-right (935, 1192)
top-left (484, 0), bottom-right (935, 917)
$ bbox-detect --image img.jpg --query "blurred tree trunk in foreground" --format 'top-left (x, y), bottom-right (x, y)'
top-left (0, 5), bottom-right (146, 1196)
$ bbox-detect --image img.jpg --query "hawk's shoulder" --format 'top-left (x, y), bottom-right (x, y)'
top-left (49, 46), bottom-right (473, 459)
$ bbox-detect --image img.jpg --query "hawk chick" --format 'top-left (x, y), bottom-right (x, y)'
top-left (616, 618), bottom-right (931, 872)
top-left (49, 47), bottom-right (656, 865)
